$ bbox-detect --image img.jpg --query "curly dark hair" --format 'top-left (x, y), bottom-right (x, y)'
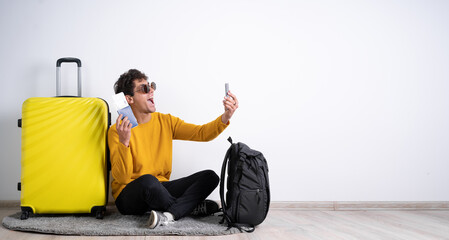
top-left (114, 69), bottom-right (148, 96)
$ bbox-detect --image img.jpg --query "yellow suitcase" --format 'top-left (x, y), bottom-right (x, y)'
top-left (18, 58), bottom-right (110, 219)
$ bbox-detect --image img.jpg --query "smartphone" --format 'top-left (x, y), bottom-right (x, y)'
top-left (112, 92), bottom-right (138, 128)
top-left (225, 83), bottom-right (229, 97)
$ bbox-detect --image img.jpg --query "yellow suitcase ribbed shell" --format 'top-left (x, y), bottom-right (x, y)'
top-left (20, 97), bottom-right (109, 214)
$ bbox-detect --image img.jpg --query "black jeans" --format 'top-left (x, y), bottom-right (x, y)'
top-left (115, 169), bottom-right (219, 220)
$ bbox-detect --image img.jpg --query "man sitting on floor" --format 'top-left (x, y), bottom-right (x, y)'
top-left (108, 69), bottom-right (239, 228)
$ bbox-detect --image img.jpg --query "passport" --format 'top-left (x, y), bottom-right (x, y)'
top-left (112, 92), bottom-right (138, 128)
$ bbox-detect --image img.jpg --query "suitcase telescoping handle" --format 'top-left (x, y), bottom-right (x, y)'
top-left (56, 57), bottom-right (82, 97)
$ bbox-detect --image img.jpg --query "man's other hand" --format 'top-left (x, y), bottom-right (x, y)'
top-left (116, 114), bottom-right (132, 147)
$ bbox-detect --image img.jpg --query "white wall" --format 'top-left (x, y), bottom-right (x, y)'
top-left (1, 0), bottom-right (449, 201)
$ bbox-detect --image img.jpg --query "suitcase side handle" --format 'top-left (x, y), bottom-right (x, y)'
top-left (56, 57), bottom-right (82, 97)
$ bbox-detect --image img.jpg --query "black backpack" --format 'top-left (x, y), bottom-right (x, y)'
top-left (219, 137), bottom-right (270, 232)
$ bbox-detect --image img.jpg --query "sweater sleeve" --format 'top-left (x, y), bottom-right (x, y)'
top-left (108, 125), bottom-right (133, 185)
top-left (171, 114), bottom-right (229, 141)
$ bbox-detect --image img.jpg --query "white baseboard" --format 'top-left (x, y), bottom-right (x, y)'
top-left (2, 201), bottom-right (448, 210)
top-left (0, 201), bottom-right (20, 208)
top-left (270, 201), bottom-right (449, 210)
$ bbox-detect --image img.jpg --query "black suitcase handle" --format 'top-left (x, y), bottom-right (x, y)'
top-left (56, 57), bottom-right (82, 67)
top-left (56, 57), bottom-right (82, 97)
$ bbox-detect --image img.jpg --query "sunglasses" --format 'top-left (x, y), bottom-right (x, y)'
top-left (134, 82), bottom-right (156, 94)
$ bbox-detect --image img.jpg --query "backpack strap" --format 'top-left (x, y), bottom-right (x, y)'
top-left (229, 223), bottom-right (255, 233)
top-left (219, 139), bottom-right (233, 224)
top-left (263, 164), bottom-right (271, 221)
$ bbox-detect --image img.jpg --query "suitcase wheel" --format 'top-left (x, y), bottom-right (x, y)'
top-left (91, 206), bottom-right (106, 219)
top-left (20, 211), bottom-right (29, 220)
top-left (20, 207), bottom-right (32, 220)
top-left (96, 210), bottom-right (104, 219)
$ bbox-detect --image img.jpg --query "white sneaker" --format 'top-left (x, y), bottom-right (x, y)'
top-left (147, 210), bottom-right (174, 229)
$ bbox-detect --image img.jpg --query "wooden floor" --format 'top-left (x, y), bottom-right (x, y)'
top-left (1, 207), bottom-right (449, 240)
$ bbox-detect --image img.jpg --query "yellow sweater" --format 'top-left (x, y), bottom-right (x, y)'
top-left (108, 112), bottom-right (229, 200)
